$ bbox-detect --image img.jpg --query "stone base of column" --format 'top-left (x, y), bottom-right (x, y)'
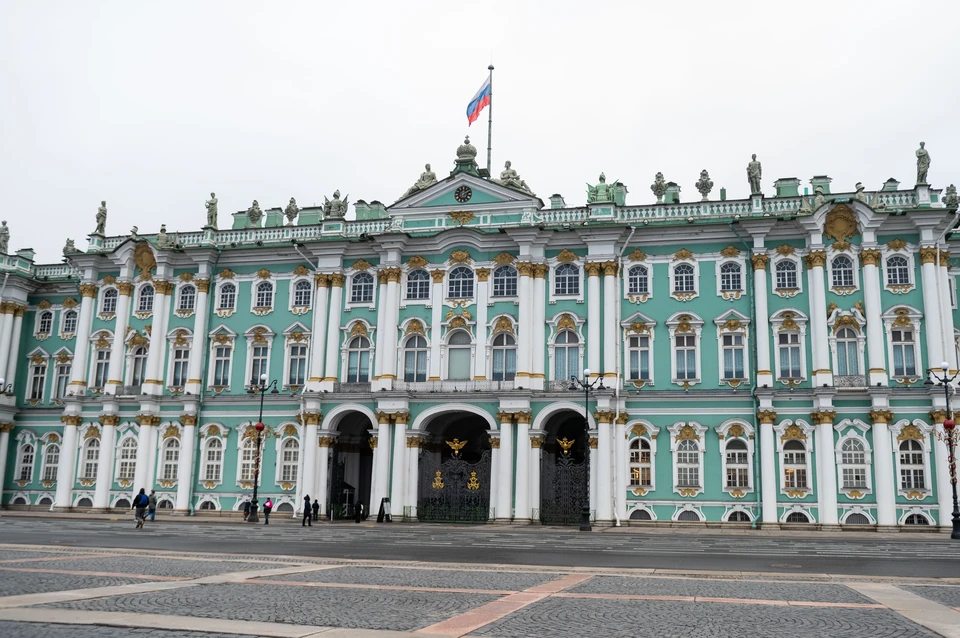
top-left (318, 379), bottom-right (336, 392)
top-left (371, 378), bottom-right (394, 392)
top-left (868, 370), bottom-right (889, 386)
top-left (813, 371), bottom-right (833, 387)
top-left (527, 376), bottom-right (544, 391)
top-left (184, 382), bottom-right (203, 396)
top-left (494, 516), bottom-right (513, 523)
top-left (513, 374), bottom-right (532, 390)
top-left (141, 380), bottom-right (165, 397)
top-left (756, 372), bottom-right (774, 388)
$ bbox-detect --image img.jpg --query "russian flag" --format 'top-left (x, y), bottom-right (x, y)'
top-left (466, 77), bottom-right (491, 126)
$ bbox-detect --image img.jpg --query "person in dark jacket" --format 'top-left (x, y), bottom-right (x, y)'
top-left (311, 498), bottom-right (320, 522)
top-left (302, 495), bottom-right (312, 526)
top-left (132, 489), bottom-right (148, 529)
top-left (242, 499), bottom-right (251, 521)
top-left (263, 499), bottom-right (272, 525)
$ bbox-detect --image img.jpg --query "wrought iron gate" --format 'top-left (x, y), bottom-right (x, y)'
top-left (540, 449), bottom-right (587, 525)
top-left (328, 458), bottom-right (354, 520)
top-left (417, 449), bottom-right (491, 522)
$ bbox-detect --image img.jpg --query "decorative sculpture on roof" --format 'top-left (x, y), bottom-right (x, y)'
top-left (323, 190), bottom-right (349, 219)
top-left (247, 200), bottom-right (263, 225)
top-left (798, 194), bottom-right (813, 214)
top-left (695, 170), bottom-right (713, 201)
top-left (650, 172), bottom-right (667, 203)
top-left (284, 198), bottom-right (300, 226)
top-left (494, 161), bottom-right (534, 195)
top-left (0, 221), bottom-right (9, 254)
top-left (94, 201), bottom-right (107, 235)
top-left (63, 238), bottom-right (80, 256)
top-left (813, 186), bottom-right (826, 208)
top-left (854, 182), bottom-right (869, 204)
top-left (451, 136), bottom-right (480, 176)
top-left (945, 184), bottom-right (959, 208)
top-left (916, 141), bottom-right (930, 184)
top-left (457, 136), bottom-right (477, 162)
top-left (587, 173), bottom-right (619, 204)
top-left (402, 163), bottom-right (438, 198)
top-left (205, 192), bottom-right (218, 229)
top-left (867, 190), bottom-right (886, 210)
top-left (156, 224), bottom-right (169, 248)
top-left (747, 154), bottom-right (762, 195)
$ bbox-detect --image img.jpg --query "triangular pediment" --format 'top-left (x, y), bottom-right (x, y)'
top-left (389, 173), bottom-right (543, 213)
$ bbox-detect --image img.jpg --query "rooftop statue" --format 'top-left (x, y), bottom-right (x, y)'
top-left (94, 200), bottom-right (107, 235)
top-left (944, 184), bottom-right (958, 208)
top-left (650, 172), bottom-right (667, 203)
top-left (854, 182), bottom-right (869, 204)
top-left (63, 238), bottom-right (80, 256)
top-left (205, 192), bottom-right (218, 229)
top-left (285, 198), bottom-right (300, 225)
top-left (156, 224), bottom-right (169, 248)
top-left (323, 190), bottom-right (349, 219)
top-left (916, 141), bottom-right (930, 184)
top-left (747, 154), bottom-right (762, 195)
top-left (695, 170), bottom-right (713, 201)
top-left (587, 173), bottom-right (620, 204)
top-left (495, 161), bottom-right (534, 195)
top-left (813, 185), bottom-right (826, 208)
top-left (0, 221), bottom-right (9, 254)
top-left (130, 226), bottom-right (139, 241)
top-left (402, 163), bottom-right (438, 199)
top-left (798, 193), bottom-right (813, 214)
top-left (867, 189), bottom-right (886, 210)
top-left (247, 200), bottom-right (263, 225)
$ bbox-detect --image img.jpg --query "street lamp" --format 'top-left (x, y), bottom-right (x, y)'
top-left (569, 368), bottom-right (606, 532)
top-left (246, 373), bottom-right (279, 523)
top-left (927, 361), bottom-right (960, 540)
top-left (0, 378), bottom-right (13, 395)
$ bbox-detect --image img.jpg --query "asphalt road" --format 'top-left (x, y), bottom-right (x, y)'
top-left (1, 517), bottom-right (957, 578)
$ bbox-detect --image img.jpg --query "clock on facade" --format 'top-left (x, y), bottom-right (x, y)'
top-left (454, 185), bottom-right (473, 203)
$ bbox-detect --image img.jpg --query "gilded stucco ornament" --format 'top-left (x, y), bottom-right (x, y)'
top-left (746, 155), bottom-right (762, 195)
top-left (824, 204), bottom-right (858, 243)
top-left (134, 242), bottom-right (156, 278)
top-left (944, 184), bottom-right (959, 208)
top-left (916, 141), bottom-right (930, 184)
top-left (720, 245), bottom-right (740, 258)
top-left (673, 248), bottom-right (694, 262)
top-left (449, 249), bottom-right (471, 264)
top-left (627, 249), bottom-right (647, 262)
top-left (650, 172), bottom-right (667, 203)
top-left (284, 198), bottom-right (300, 226)
top-left (775, 244), bottom-right (795, 257)
top-left (247, 200), bottom-right (263, 225)
top-left (695, 170), bottom-right (713, 201)
top-left (494, 160), bottom-right (534, 195)
top-left (556, 249), bottom-right (578, 263)
top-left (887, 238), bottom-right (908, 252)
top-left (323, 190), bottom-right (349, 219)
top-left (557, 314), bottom-right (576, 330)
top-left (402, 163), bottom-right (438, 199)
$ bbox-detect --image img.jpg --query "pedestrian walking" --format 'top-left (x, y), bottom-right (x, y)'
top-left (302, 495), bottom-right (312, 527)
top-left (132, 489), bottom-right (148, 529)
top-left (311, 498), bottom-right (320, 522)
top-left (147, 490), bottom-right (158, 521)
top-left (263, 498), bottom-right (272, 525)
top-left (242, 499), bottom-right (251, 521)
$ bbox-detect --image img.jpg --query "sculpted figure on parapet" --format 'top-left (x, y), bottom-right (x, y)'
top-left (94, 200), bottom-right (107, 235)
top-left (747, 154), bottom-right (762, 195)
top-left (494, 161), bottom-right (534, 195)
top-left (205, 192), bottom-right (218, 229)
top-left (916, 141), bottom-right (930, 184)
top-left (323, 190), bottom-right (349, 219)
top-left (402, 164), bottom-right (438, 199)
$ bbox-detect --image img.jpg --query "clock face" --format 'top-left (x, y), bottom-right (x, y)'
top-left (454, 185), bottom-right (473, 203)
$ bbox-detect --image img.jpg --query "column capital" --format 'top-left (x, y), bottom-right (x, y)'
top-left (489, 436), bottom-right (501, 449)
top-left (929, 409), bottom-right (948, 424)
top-left (530, 436), bottom-right (544, 448)
top-left (589, 437), bottom-right (598, 449)
top-left (939, 249), bottom-right (951, 263)
top-left (319, 436), bottom-right (336, 447)
top-left (593, 410), bottom-right (614, 424)
top-left (314, 273), bottom-right (330, 287)
top-left (376, 411), bottom-right (392, 425)
top-left (154, 280), bottom-right (175, 295)
top-left (405, 436), bottom-right (424, 448)
top-left (0, 422), bottom-right (15, 433)
top-left (392, 411), bottom-right (410, 425)
top-left (79, 284), bottom-right (99, 298)
top-left (495, 410), bottom-right (516, 424)
top-left (615, 412), bottom-right (629, 425)
top-left (803, 250), bottom-right (827, 269)
top-left (585, 262), bottom-right (603, 277)
top-left (329, 273), bottom-right (345, 287)
top-left (514, 410), bottom-right (532, 425)
top-left (13, 304), bottom-right (27, 317)
top-left (533, 263), bottom-right (548, 278)
top-left (868, 409), bottom-right (893, 424)
top-left (859, 248), bottom-right (882, 266)
top-left (750, 254), bottom-right (770, 270)
top-left (384, 267), bottom-right (402, 283)
top-left (430, 269), bottom-right (446, 283)
top-left (919, 246), bottom-right (939, 264)
top-left (475, 267), bottom-right (490, 282)
top-left (180, 414), bottom-right (198, 426)
top-left (61, 415), bottom-right (83, 426)
top-left (136, 414), bottom-right (161, 426)
top-left (99, 415), bottom-right (120, 426)
top-left (195, 279), bottom-right (211, 293)
top-left (756, 410), bottom-right (777, 425)
top-left (809, 410), bottom-right (836, 425)
top-left (300, 411), bottom-right (322, 426)
top-left (516, 262), bottom-right (535, 277)
top-left (601, 261), bottom-right (619, 276)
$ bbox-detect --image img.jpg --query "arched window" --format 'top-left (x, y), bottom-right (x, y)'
top-left (130, 346), bottom-right (148, 386)
top-left (293, 280), bottom-right (312, 307)
top-left (351, 272), bottom-right (374, 303)
top-left (629, 438), bottom-right (651, 487)
top-left (255, 282), bottom-right (274, 308)
top-left (81, 439), bottom-right (100, 480)
top-left (178, 285), bottom-right (196, 311)
top-left (840, 438), bottom-right (868, 489)
top-left (240, 438), bottom-right (258, 481)
top-left (406, 270), bottom-right (430, 300)
top-left (725, 439), bottom-right (749, 488)
top-left (117, 438), bottom-right (136, 480)
top-left (628, 265), bottom-right (649, 295)
top-left (101, 289), bottom-right (118, 314)
top-left (161, 439), bottom-right (180, 481)
top-left (630, 509), bottom-right (653, 521)
top-left (42, 443), bottom-right (59, 482)
top-left (204, 439), bottom-right (223, 482)
top-left (447, 267), bottom-right (474, 299)
top-left (554, 329), bottom-right (580, 380)
top-left (905, 513), bottom-right (929, 525)
top-left (281, 439), bottom-right (299, 482)
top-left (62, 310), bottom-right (78, 334)
top-left (491, 333), bottom-right (516, 381)
top-left (114, 498), bottom-right (130, 509)
top-left (627, 334), bottom-right (651, 381)
top-left (554, 263), bottom-right (580, 296)
top-left (727, 511), bottom-right (750, 522)
top-left (403, 335), bottom-right (428, 382)
top-left (783, 440), bottom-right (807, 488)
top-left (836, 327), bottom-right (859, 376)
top-left (887, 256), bottom-right (911, 286)
top-left (845, 512), bottom-right (870, 525)
top-left (158, 499), bottom-right (173, 509)
top-left (677, 510), bottom-right (701, 522)
top-left (218, 283), bottom-right (236, 310)
top-left (892, 327), bottom-right (917, 377)
top-left (38, 311), bottom-right (53, 335)
top-left (673, 264), bottom-right (695, 293)
top-left (346, 336), bottom-right (371, 383)
top-left (138, 285), bottom-right (155, 313)
top-left (775, 261), bottom-right (797, 290)
top-left (492, 266), bottom-right (518, 297)
top-left (832, 255), bottom-right (854, 287)
top-left (720, 262), bottom-right (741, 291)
top-left (446, 331), bottom-right (472, 380)
top-left (899, 440), bottom-right (925, 489)
top-left (786, 511), bottom-right (810, 523)
top-left (676, 439), bottom-right (700, 488)
top-left (17, 444), bottom-right (35, 482)
top-left (199, 500), bottom-right (217, 511)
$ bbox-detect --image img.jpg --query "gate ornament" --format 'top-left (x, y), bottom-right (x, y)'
top-left (466, 471), bottom-right (480, 490)
top-left (446, 438), bottom-right (467, 455)
top-left (557, 437), bottom-right (576, 455)
top-left (432, 471), bottom-right (445, 490)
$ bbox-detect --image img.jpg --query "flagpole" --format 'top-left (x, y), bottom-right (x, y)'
top-left (486, 64), bottom-right (493, 176)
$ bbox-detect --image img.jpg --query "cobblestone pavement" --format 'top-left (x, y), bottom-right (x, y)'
top-left (0, 621), bottom-right (263, 638)
top-left (902, 584), bottom-right (960, 608)
top-left (0, 570), bottom-right (145, 597)
top-left (265, 566), bottom-right (558, 591)
top-left (3, 555), bottom-right (280, 579)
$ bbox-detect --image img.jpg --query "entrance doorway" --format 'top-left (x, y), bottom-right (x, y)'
top-left (540, 410), bottom-right (588, 526)
top-left (328, 412), bottom-right (373, 520)
top-left (417, 412), bottom-right (492, 522)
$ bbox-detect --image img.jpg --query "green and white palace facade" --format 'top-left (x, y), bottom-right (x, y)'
top-left (1, 138), bottom-right (959, 531)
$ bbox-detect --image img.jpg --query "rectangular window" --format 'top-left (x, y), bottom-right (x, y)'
top-left (900, 468), bottom-right (925, 489)
top-left (722, 334), bottom-right (744, 379)
top-left (677, 467), bottom-right (699, 487)
top-left (726, 467), bottom-right (749, 488)
top-left (93, 350), bottom-right (110, 389)
top-left (288, 345), bottom-right (307, 386)
top-left (778, 333), bottom-right (802, 378)
top-left (250, 346), bottom-right (269, 385)
top-left (785, 467), bottom-right (807, 488)
top-left (404, 349), bottom-right (427, 382)
top-left (628, 335), bottom-right (650, 381)
top-left (347, 350), bottom-right (370, 383)
top-left (171, 348), bottom-right (189, 387)
top-left (28, 364), bottom-right (46, 401)
top-left (675, 335), bottom-right (696, 380)
top-left (892, 329), bottom-right (917, 377)
top-left (492, 347), bottom-right (516, 381)
top-left (447, 348), bottom-right (471, 380)
top-left (213, 346), bottom-right (231, 386)
top-left (42, 450), bottom-right (59, 482)
top-left (82, 446), bottom-right (99, 480)
top-left (54, 363), bottom-right (71, 400)
top-left (842, 467), bottom-right (867, 489)
top-left (204, 447), bottom-right (222, 482)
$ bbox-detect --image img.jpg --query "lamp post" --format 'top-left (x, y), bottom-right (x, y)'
top-left (569, 368), bottom-right (606, 532)
top-left (246, 373), bottom-right (278, 523)
top-left (927, 361), bottom-right (960, 540)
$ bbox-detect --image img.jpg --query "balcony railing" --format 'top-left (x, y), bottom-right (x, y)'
top-left (333, 382), bottom-right (372, 393)
top-left (393, 380), bottom-right (515, 392)
top-left (835, 375), bottom-right (867, 388)
top-left (116, 385), bottom-right (141, 397)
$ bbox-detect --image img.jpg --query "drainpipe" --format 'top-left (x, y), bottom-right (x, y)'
top-left (729, 222), bottom-right (762, 529)
top-left (612, 226), bottom-right (636, 527)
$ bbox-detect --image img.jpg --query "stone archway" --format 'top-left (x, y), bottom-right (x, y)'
top-left (326, 411), bottom-right (374, 520)
top-left (416, 411), bottom-right (492, 522)
top-left (539, 409), bottom-right (589, 526)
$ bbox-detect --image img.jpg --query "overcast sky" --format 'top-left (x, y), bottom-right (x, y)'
top-left (2, 1), bottom-right (959, 263)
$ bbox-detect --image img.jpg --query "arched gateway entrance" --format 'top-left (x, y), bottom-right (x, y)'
top-left (417, 412), bottom-right (492, 522)
top-left (540, 410), bottom-right (588, 526)
top-left (327, 411), bottom-right (373, 520)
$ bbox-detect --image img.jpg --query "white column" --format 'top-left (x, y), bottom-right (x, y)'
top-left (381, 269), bottom-right (401, 383)
top-left (389, 416), bottom-right (407, 513)
top-left (69, 285), bottom-right (98, 391)
top-left (105, 285), bottom-right (133, 394)
top-left (614, 414), bottom-right (627, 522)
top-left (305, 276), bottom-right (330, 391)
top-left (175, 416), bottom-right (196, 511)
top-left (4, 306), bottom-right (24, 389)
top-left (428, 270), bottom-right (444, 380)
top-left (753, 256), bottom-right (773, 387)
top-left (184, 280), bottom-right (209, 395)
top-left (939, 250), bottom-right (957, 373)
top-left (806, 252), bottom-right (832, 386)
top-left (474, 269), bottom-right (489, 380)
top-left (933, 417), bottom-right (953, 528)
top-left (0, 304), bottom-right (16, 382)
top-left (0, 424), bottom-right (13, 501)
top-left (759, 412), bottom-right (778, 525)
top-left (405, 435), bottom-right (421, 520)
top-left (489, 433), bottom-right (500, 519)
top-left (860, 250), bottom-right (889, 385)
top-left (515, 264), bottom-right (533, 387)
top-left (373, 274), bottom-right (386, 379)
top-left (323, 275), bottom-right (344, 383)
top-left (589, 437), bottom-right (598, 520)
top-left (143, 422), bottom-right (159, 491)
top-left (920, 247), bottom-right (945, 374)
top-left (317, 438), bottom-right (331, 518)
top-left (372, 417), bottom-right (390, 510)
top-left (54, 418), bottom-right (81, 507)
top-left (142, 281), bottom-right (172, 395)
top-left (586, 263), bottom-right (601, 379)
top-left (596, 414), bottom-right (613, 522)
top-left (514, 415), bottom-right (530, 521)
top-left (300, 415), bottom-right (319, 513)
top-left (815, 412), bottom-right (839, 525)
top-left (532, 265), bottom-right (547, 389)
top-left (602, 263), bottom-right (617, 380)
top-left (870, 411), bottom-right (896, 526)
top-left (496, 417), bottom-right (513, 521)
top-left (530, 433), bottom-right (542, 520)
top-left (93, 418), bottom-right (118, 509)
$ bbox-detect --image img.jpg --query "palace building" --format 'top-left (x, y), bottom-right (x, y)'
top-left (0, 136), bottom-right (958, 530)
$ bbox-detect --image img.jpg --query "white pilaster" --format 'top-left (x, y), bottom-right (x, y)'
top-left (142, 281), bottom-right (172, 396)
top-left (869, 407), bottom-right (896, 527)
top-left (372, 418), bottom-right (390, 511)
top-left (602, 263), bottom-right (617, 381)
top-left (596, 414), bottom-right (613, 522)
top-left (515, 263), bottom-right (533, 387)
top-left (614, 414), bottom-right (627, 522)
top-left (54, 418), bottom-right (80, 507)
top-left (405, 434), bottom-right (421, 520)
top-left (860, 250), bottom-right (889, 385)
top-left (758, 412), bottom-right (778, 525)
top-left (753, 256), bottom-right (773, 387)
top-left (184, 279), bottom-right (210, 395)
top-left (514, 415), bottom-right (530, 521)
top-left (305, 276), bottom-right (330, 392)
top-left (372, 275), bottom-right (386, 380)
top-left (589, 436), bottom-right (597, 520)
top-left (932, 416), bottom-right (953, 528)
top-left (93, 418), bottom-right (118, 509)
top-left (488, 433), bottom-right (500, 519)
top-left (0, 425), bottom-right (11, 497)
top-left (938, 251), bottom-right (957, 373)
top-left (322, 275), bottom-right (344, 387)
top-left (814, 411), bottom-right (839, 526)
top-left (530, 432), bottom-right (542, 520)
top-left (175, 417), bottom-right (196, 512)
top-left (473, 269), bottom-right (489, 380)
top-left (4, 307), bottom-right (24, 389)
top-left (919, 247), bottom-right (944, 374)
top-left (301, 418), bottom-right (319, 514)
top-left (381, 269), bottom-right (401, 385)
top-left (317, 438), bottom-right (332, 518)
top-left (69, 285), bottom-right (98, 391)
top-left (428, 270), bottom-right (444, 380)
top-left (0, 306), bottom-right (16, 384)
top-left (587, 263), bottom-right (601, 379)
top-left (390, 417), bottom-right (407, 514)
top-left (496, 418), bottom-right (513, 521)
top-left (104, 285), bottom-right (132, 395)
top-left (531, 265), bottom-right (547, 390)
top-left (806, 252), bottom-right (833, 386)
top-left (143, 421), bottom-right (159, 491)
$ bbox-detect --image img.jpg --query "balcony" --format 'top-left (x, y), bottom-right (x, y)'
top-left (393, 380), bottom-right (515, 392)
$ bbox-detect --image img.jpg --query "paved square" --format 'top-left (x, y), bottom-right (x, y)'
top-left (3, 556), bottom-right (279, 579)
top-left (902, 585), bottom-right (960, 608)
top-left (0, 570), bottom-right (147, 598)
top-left (0, 621), bottom-right (265, 638)
top-left (264, 566), bottom-right (559, 591)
